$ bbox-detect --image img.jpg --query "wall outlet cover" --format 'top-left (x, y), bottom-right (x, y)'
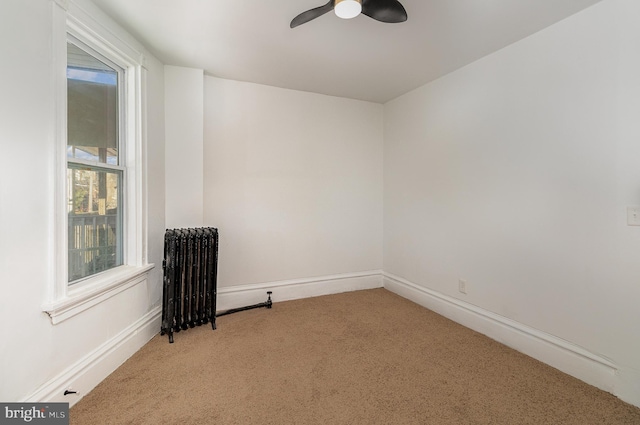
top-left (458, 279), bottom-right (467, 294)
top-left (627, 207), bottom-right (640, 226)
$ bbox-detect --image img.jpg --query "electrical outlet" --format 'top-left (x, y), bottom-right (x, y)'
top-left (458, 279), bottom-right (467, 294)
top-left (627, 207), bottom-right (640, 226)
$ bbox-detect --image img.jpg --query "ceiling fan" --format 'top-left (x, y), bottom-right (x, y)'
top-left (290, 0), bottom-right (408, 28)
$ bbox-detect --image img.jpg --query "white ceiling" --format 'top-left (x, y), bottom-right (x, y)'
top-left (90, 0), bottom-right (602, 104)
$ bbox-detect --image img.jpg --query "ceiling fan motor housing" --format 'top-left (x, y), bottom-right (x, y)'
top-left (335, 0), bottom-right (362, 19)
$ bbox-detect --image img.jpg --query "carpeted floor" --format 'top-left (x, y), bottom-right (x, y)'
top-left (70, 288), bottom-right (640, 424)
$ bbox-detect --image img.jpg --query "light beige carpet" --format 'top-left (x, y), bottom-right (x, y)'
top-left (71, 288), bottom-right (640, 424)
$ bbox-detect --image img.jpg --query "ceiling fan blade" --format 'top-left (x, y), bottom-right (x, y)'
top-left (361, 0), bottom-right (407, 23)
top-left (290, 1), bottom-right (335, 28)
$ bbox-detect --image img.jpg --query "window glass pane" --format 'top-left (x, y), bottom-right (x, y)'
top-left (67, 42), bottom-right (119, 165)
top-left (67, 166), bottom-right (122, 283)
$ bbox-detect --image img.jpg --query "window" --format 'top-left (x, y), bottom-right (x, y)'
top-left (44, 2), bottom-right (152, 324)
top-left (67, 39), bottom-right (124, 283)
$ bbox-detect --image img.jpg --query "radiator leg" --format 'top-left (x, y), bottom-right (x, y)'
top-left (168, 331), bottom-right (174, 344)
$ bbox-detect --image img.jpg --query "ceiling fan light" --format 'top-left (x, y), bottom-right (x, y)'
top-left (335, 0), bottom-right (362, 19)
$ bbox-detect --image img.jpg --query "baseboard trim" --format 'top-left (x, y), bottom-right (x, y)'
top-left (24, 306), bottom-right (161, 407)
top-left (24, 271), bottom-right (380, 406)
top-left (24, 271), bottom-right (628, 408)
top-left (217, 270), bottom-right (384, 312)
top-left (383, 272), bottom-right (617, 394)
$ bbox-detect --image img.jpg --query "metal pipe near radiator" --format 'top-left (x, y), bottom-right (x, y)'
top-left (216, 291), bottom-right (273, 317)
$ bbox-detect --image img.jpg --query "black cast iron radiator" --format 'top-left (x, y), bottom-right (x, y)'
top-left (161, 228), bottom-right (219, 343)
top-left (161, 227), bottom-right (273, 343)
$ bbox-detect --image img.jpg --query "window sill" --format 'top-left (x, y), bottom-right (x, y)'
top-left (43, 264), bottom-right (154, 325)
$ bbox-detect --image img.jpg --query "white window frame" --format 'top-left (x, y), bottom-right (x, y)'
top-left (44, 0), bottom-right (152, 324)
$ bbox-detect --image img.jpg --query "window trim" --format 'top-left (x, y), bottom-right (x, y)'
top-left (44, 0), bottom-right (151, 324)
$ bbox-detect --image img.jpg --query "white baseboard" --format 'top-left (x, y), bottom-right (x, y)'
top-left (24, 271), bottom-right (637, 409)
top-left (383, 272), bottom-right (618, 395)
top-left (217, 270), bottom-right (384, 312)
top-left (24, 306), bottom-right (161, 407)
top-left (24, 271), bottom-right (380, 407)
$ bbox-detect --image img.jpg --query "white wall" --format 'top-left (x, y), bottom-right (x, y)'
top-left (165, 66), bottom-right (204, 229)
top-left (3, 0), bottom-right (639, 409)
top-left (384, 0), bottom-right (640, 405)
top-left (145, 55), bottom-right (167, 320)
top-left (204, 77), bottom-right (384, 293)
top-left (0, 0), bottom-right (165, 404)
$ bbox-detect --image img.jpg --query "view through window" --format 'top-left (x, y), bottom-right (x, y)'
top-left (67, 41), bottom-right (123, 283)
